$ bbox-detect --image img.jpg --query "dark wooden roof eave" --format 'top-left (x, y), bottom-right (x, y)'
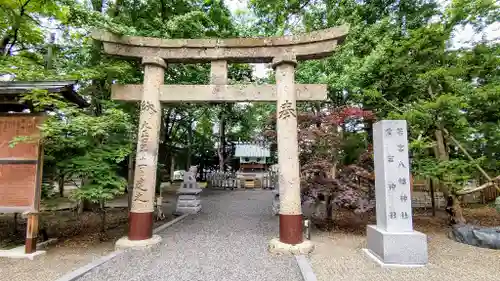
top-left (0, 80), bottom-right (89, 108)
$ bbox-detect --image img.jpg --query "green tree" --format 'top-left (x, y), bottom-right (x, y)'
top-left (249, 0), bottom-right (500, 222)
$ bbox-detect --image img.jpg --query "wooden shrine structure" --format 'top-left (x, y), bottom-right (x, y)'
top-left (0, 80), bottom-right (87, 255)
top-left (234, 141), bottom-right (271, 172)
top-left (234, 141), bottom-right (271, 189)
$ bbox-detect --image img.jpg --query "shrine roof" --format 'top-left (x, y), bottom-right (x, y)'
top-left (0, 80), bottom-right (89, 111)
top-left (234, 142), bottom-right (271, 158)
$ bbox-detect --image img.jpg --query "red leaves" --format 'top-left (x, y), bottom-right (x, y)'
top-left (263, 106), bottom-right (376, 214)
top-left (265, 106), bottom-right (374, 128)
top-left (325, 106), bottom-right (375, 126)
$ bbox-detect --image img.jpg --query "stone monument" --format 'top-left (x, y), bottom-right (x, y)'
top-left (175, 166), bottom-right (202, 214)
top-left (363, 120), bottom-right (428, 267)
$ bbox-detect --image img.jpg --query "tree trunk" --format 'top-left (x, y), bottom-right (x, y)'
top-left (435, 129), bottom-right (466, 224)
top-left (434, 130), bottom-right (449, 161)
top-left (90, 0), bottom-right (105, 116)
top-left (330, 163), bottom-right (337, 179)
top-left (445, 194), bottom-right (466, 225)
top-left (314, 103), bottom-right (322, 128)
top-left (160, 108), bottom-right (174, 181)
top-left (451, 195), bottom-right (466, 224)
top-left (218, 110), bottom-right (226, 172)
top-left (169, 154), bottom-right (175, 184)
top-left (199, 161), bottom-right (205, 181)
top-left (2, 0), bottom-right (32, 56)
top-left (99, 199), bottom-right (107, 240)
top-left (429, 178), bottom-right (436, 216)
top-left (363, 104), bottom-right (374, 144)
top-left (111, 0), bottom-right (123, 17)
top-left (58, 174), bottom-right (65, 197)
top-left (1, 36), bottom-right (10, 55)
top-left (326, 195), bottom-right (333, 220)
top-left (434, 129), bottom-right (450, 199)
top-left (156, 109), bottom-right (166, 193)
top-left (77, 177), bottom-right (84, 216)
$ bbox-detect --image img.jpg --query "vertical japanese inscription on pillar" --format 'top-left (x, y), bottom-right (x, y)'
top-left (131, 102), bottom-right (158, 211)
top-left (140, 100), bottom-right (158, 115)
top-left (133, 164), bottom-right (148, 203)
top-left (374, 120), bottom-right (413, 232)
top-left (130, 59), bottom-right (165, 214)
top-left (138, 121), bottom-right (152, 153)
top-left (0, 115), bottom-right (44, 212)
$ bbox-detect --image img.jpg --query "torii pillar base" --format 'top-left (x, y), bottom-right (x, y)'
top-left (268, 238), bottom-right (314, 255)
top-left (115, 235), bottom-right (162, 251)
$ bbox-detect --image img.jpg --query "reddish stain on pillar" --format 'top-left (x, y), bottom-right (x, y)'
top-left (279, 214), bottom-right (303, 245)
top-left (128, 212), bottom-right (153, 240)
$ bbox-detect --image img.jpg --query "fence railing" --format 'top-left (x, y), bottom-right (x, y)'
top-left (206, 172), bottom-right (238, 189)
top-left (206, 171), bottom-right (278, 190)
top-left (411, 178), bottom-right (495, 207)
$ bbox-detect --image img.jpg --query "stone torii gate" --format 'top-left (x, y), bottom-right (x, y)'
top-left (93, 26), bottom-right (348, 253)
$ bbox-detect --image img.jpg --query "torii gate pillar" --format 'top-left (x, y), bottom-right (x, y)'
top-left (273, 54), bottom-right (302, 244)
top-left (268, 54), bottom-right (314, 254)
top-left (116, 57), bottom-right (166, 248)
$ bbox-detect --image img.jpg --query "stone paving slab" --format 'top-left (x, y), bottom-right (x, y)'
top-left (76, 190), bottom-right (302, 281)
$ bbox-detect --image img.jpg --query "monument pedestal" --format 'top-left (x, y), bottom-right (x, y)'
top-left (364, 225), bottom-right (428, 267)
top-left (175, 188), bottom-right (202, 214)
top-left (175, 166), bottom-right (203, 215)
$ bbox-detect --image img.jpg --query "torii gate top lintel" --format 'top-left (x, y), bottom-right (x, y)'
top-left (92, 25), bottom-right (349, 63)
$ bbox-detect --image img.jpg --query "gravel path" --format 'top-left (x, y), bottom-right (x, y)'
top-left (309, 230), bottom-right (500, 281)
top-left (76, 189), bottom-right (302, 281)
top-left (0, 240), bottom-right (115, 281)
top-left (0, 194), bottom-right (175, 281)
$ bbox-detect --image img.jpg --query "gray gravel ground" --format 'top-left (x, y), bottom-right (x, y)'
top-left (309, 230), bottom-right (500, 281)
top-left (76, 189), bottom-right (302, 281)
top-left (0, 240), bottom-right (115, 281)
